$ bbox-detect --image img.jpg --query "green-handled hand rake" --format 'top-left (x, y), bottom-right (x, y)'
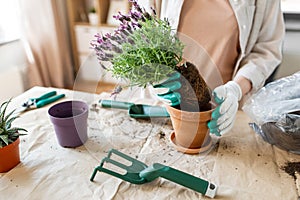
top-left (90, 149), bottom-right (217, 198)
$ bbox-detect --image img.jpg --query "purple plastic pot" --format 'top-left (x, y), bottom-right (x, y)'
top-left (48, 100), bottom-right (89, 148)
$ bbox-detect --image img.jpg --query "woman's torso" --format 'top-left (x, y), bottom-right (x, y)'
top-left (177, 0), bottom-right (240, 83)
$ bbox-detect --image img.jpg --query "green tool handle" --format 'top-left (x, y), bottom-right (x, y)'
top-left (36, 94), bottom-right (65, 108)
top-left (34, 91), bottom-right (57, 102)
top-left (140, 163), bottom-right (216, 197)
top-left (161, 166), bottom-right (208, 195)
top-left (99, 100), bottom-right (134, 109)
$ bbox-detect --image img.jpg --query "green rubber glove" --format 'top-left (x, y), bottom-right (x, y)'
top-left (150, 72), bottom-right (182, 106)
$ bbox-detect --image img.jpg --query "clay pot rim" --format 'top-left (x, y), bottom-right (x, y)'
top-left (166, 104), bottom-right (214, 122)
top-left (167, 105), bottom-right (214, 113)
top-left (0, 137), bottom-right (20, 150)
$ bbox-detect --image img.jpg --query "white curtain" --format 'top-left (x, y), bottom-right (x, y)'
top-left (19, 0), bottom-right (74, 88)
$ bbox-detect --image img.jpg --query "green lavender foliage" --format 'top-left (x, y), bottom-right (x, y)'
top-left (111, 18), bottom-right (184, 87)
top-left (0, 99), bottom-right (27, 148)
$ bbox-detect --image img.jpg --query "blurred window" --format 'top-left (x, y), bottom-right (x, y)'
top-left (0, 0), bottom-right (21, 44)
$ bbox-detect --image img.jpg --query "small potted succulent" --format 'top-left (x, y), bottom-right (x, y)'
top-left (91, 0), bottom-right (213, 154)
top-left (0, 99), bottom-right (27, 172)
top-left (88, 7), bottom-right (98, 25)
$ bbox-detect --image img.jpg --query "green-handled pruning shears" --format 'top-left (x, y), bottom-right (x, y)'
top-left (15, 91), bottom-right (65, 115)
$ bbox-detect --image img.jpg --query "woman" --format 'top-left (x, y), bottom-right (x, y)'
top-left (144, 0), bottom-right (285, 136)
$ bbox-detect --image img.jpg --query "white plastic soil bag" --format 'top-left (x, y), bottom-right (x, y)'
top-left (243, 71), bottom-right (300, 154)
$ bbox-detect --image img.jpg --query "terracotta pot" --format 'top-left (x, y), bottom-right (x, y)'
top-left (0, 138), bottom-right (20, 173)
top-left (166, 106), bottom-right (213, 153)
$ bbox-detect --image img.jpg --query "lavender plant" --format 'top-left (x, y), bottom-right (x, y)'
top-left (91, 0), bottom-right (184, 88)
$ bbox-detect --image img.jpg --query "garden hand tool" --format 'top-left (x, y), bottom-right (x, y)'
top-left (150, 72), bottom-right (182, 106)
top-left (15, 91), bottom-right (65, 115)
top-left (90, 149), bottom-right (217, 198)
top-left (99, 99), bottom-right (170, 118)
top-left (208, 81), bottom-right (242, 136)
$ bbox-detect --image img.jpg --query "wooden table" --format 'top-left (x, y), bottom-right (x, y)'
top-left (0, 86), bottom-right (299, 200)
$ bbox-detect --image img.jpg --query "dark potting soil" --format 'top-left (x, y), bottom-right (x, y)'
top-left (260, 111), bottom-right (300, 153)
top-left (281, 162), bottom-right (300, 180)
top-left (175, 62), bottom-right (212, 112)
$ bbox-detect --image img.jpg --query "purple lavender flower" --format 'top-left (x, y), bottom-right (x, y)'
top-left (130, 10), bottom-right (142, 21)
top-left (118, 31), bottom-right (129, 40)
top-left (95, 35), bottom-right (106, 44)
top-left (110, 34), bottom-right (124, 45)
top-left (150, 7), bottom-right (156, 16)
top-left (111, 44), bottom-right (122, 53)
top-left (143, 12), bottom-right (151, 20)
top-left (114, 11), bottom-right (131, 23)
top-left (131, 22), bottom-right (142, 29)
top-left (99, 63), bottom-right (107, 69)
top-left (104, 53), bottom-right (114, 58)
top-left (105, 33), bottom-right (112, 39)
top-left (92, 0), bottom-right (161, 67)
top-left (96, 54), bottom-right (109, 61)
top-left (131, 0), bottom-right (143, 13)
top-left (127, 37), bottom-right (135, 45)
top-left (110, 85), bottom-right (123, 98)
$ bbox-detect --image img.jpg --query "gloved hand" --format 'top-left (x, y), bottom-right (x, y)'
top-left (150, 72), bottom-right (182, 106)
top-left (208, 81), bottom-right (242, 136)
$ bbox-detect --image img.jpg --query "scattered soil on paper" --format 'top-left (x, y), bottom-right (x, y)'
top-left (159, 131), bottom-right (166, 139)
top-left (281, 162), bottom-right (300, 180)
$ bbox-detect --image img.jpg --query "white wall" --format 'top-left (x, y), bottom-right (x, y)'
top-left (0, 39), bottom-right (28, 102)
top-left (281, 0), bottom-right (300, 14)
top-left (275, 10), bottom-right (300, 80)
top-left (276, 31), bottom-right (300, 79)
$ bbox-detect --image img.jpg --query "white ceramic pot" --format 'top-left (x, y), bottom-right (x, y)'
top-left (88, 13), bottom-right (98, 25)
